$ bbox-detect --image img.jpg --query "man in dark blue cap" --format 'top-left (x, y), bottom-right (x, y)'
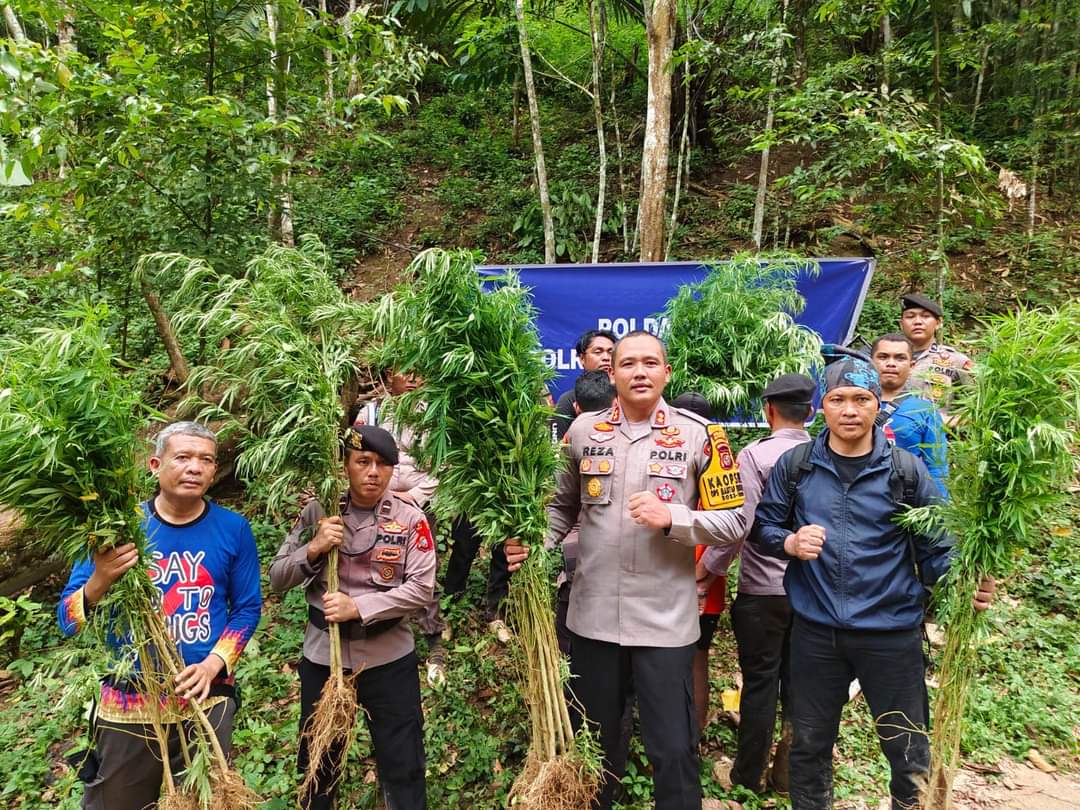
top-left (271, 424), bottom-right (435, 810)
top-left (697, 373), bottom-right (814, 794)
top-left (899, 292), bottom-right (974, 417)
top-left (750, 356), bottom-right (994, 810)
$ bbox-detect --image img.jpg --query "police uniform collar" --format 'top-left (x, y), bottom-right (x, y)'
top-left (606, 398), bottom-right (670, 427)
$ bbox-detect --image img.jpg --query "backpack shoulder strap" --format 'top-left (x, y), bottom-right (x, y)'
top-left (889, 445), bottom-right (920, 508)
top-left (782, 441), bottom-right (815, 527)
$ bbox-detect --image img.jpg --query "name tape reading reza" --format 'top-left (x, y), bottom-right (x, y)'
top-left (542, 317), bottom-right (669, 370)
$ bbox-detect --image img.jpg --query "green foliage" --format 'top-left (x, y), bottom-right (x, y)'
top-left (662, 255), bottom-right (821, 415)
top-left (0, 304), bottom-right (151, 566)
top-left (0, 594), bottom-right (42, 662)
top-left (157, 236), bottom-right (371, 513)
top-left (899, 303), bottom-right (1080, 794)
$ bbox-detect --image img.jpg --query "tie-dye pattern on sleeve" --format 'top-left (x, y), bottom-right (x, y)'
top-left (59, 587), bottom-right (88, 636)
top-left (210, 626), bottom-right (253, 677)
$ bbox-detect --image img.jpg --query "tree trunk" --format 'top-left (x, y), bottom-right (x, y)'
top-left (588, 0), bottom-right (607, 263)
top-left (515, 0), bottom-right (555, 263)
top-left (971, 43), bottom-right (989, 127)
top-left (1, 2), bottom-right (26, 42)
top-left (140, 279), bottom-right (191, 386)
top-left (753, 0), bottom-right (787, 249)
top-left (320, 0), bottom-right (334, 119)
top-left (611, 77), bottom-right (630, 254)
top-left (880, 5), bottom-right (892, 93)
top-left (1027, 155), bottom-right (1038, 237)
top-left (511, 70), bottom-right (521, 150)
top-left (665, 54), bottom-right (690, 260)
top-left (57, 4), bottom-right (75, 53)
top-left (933, 3), bottom-right (948, 305)
top-left (639, 0), bottom-right (677, 262)
top-left (266, 1), bottom-right (294, 246)
top-left (346, 0), bottom-right (359, 97)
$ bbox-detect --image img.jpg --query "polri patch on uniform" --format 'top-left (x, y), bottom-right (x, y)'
top-left (656, 483), bottom-right (675, 502)
top-left (587, 477), bottom-right (603, 498)
top-left (375, 547), bottom-right (403, 562)
top-left (414, 519), bottom-right (434, 552)
top-left (380, 520), bottom-right (406, 534)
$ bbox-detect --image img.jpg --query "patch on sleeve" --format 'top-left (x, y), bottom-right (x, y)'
top-left (414, 519), bottom-right (434, 552)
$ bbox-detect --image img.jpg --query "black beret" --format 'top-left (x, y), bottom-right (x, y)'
top-left (900, 292), bottom-right (943, 319)
top-left (762, 373), bottom-right (817, 404)
top-left (342, 425), bottom-right (399, 465)
top-left (671, 391), bottom-right (714, 420)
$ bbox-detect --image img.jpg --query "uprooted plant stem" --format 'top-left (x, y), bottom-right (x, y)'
top-left (298, 545), bottom-right (360, 802)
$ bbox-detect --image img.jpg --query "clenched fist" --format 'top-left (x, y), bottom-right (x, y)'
top-left (784, 524), bottom-right (826, 560)
top-left (307, 516), bottom-right (345, 563)
top-left (628, 491), bottom-right (672, 530)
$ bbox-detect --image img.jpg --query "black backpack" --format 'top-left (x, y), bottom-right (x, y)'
top-left (781, 441), bottom-right (924, 581)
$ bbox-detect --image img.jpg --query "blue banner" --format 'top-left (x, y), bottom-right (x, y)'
top-left (478, 259), bottom-right (875, 402)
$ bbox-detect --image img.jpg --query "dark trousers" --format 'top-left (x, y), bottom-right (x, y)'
top-left (788, 616), bottom-right (929, 810)
top-left (570, 633), bottom-right (701, 810)
top-left (442, 517), bottom-right (509, 616)
top-left (730, 593), bottom-right (793, 792)
top-left (297, 653), bottom-right (426, 810)
top-left (81, 698), bottom-right (235, 810)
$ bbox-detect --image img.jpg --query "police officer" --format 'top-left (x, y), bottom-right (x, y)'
top-left (352, 369), bottom-right (448, 685)
top-left (899, 292), bottom-right (974, 416)
top-left (697, 374), bottom-right (815, 794)
top-left (270, 425), bottom-right (435, 810)
top-left (509, 331), bottom-right (745, 810)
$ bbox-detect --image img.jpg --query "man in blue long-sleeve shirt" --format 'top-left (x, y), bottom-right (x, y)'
top-left (750, 356), bottom-right (993, 810)
top-left (58, 421), bottom-right (262, 810)
top-left (871, 332), bottom-right (949, 495)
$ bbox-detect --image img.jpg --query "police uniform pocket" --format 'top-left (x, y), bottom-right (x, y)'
top-left (370, 545), bottom-right (404, 587)
top-left (647, 461), bottom-right (687, 504)
top-left (579, 457), bottom-right (615, 505)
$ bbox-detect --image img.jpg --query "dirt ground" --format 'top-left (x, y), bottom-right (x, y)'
top-left (701, 758), bottom-right (1080, 810)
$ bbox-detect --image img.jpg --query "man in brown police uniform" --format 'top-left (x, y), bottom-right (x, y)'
top-left (508, 331), bottom-right (746, 810)
top-left (270, 425), bottom-right (435, 810)
top-left (898, 292), bottom-right (974, 418)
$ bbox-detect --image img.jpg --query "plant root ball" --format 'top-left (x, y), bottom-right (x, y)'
top-left (211, 765), bottom-right (261, 810)
top-left (157, 792), bottom-right (201, 810)
top-left (297, 674), bottom-right (360, 803)
top-left (509, 752), bottom-right (600, 810)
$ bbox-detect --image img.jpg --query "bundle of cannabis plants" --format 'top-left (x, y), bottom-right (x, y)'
top-left (371, 249), bottom-right (599, 808)
top-left (662, 255), bottom-right (820, 416)
top-left (901, 303), bottom-right (1080, 809)
top-left (0, 304), bottom-right (256, 809)
top-left (142, 236), bottom-right (372, 799)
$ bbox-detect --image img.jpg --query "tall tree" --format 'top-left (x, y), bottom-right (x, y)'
top-left (515, 0), bottom-right (555, 263)
top-left (639, 0), bottom-right (676, 261)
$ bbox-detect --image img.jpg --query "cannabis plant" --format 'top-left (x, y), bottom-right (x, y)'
top-left (371, 249), bottom-right (600, 807)
top-left (141, 236), bottom-right (373, 799)
top-left (0, 304), bottom-right (256, 809)
top-left (901, 303), bottom-right (1080, 809)
top-left (662, 255), bottom-right (821, 417)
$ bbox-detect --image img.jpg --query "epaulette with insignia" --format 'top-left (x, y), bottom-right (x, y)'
top-left (670, 406), bottom-right (712, 426)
